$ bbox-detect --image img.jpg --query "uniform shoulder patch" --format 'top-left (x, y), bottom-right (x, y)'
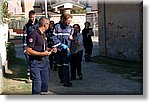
top-left (68, 29), bottom-right (71, 32)
top-left (29, 38), bottom-right (33, 43)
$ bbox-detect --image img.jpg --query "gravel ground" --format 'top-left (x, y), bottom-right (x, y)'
top-left (14, 37), bottom-right (143, 95)
top-left (48, 58), bottom-right (142, 95)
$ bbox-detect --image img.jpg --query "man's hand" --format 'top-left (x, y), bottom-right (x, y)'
top-left (42, 50), bottom-right (52, 56)
top-left (26, 47), bottom-right (51, 56)
top-left (52, 48), bottom-right (57, 53)
top-left (87, 30), bottom-right (94, 36)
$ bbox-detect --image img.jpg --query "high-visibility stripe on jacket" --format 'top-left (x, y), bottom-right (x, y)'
top-left (54, 22), bottom-right (74, 48)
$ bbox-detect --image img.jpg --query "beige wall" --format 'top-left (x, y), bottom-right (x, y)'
top-left (8, 0), bottom-right (22, 14)
top-left (50, 14), bottom-right (86, 31)
top-left (87, 0), bottom-right (98, 11)
top-left (24, 0), bottom-right (35, 18)
top-left (8, 14), bottom-right (86, 33)
top-left (0, 24), bottom-right (9, 94)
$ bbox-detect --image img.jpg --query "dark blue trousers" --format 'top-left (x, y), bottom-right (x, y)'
top-left (56, 49), bottom-right (70, 83)
top-left (29, 57), bottom-right (49, 95)
top-left (70, 50), bottom-right (83, 79)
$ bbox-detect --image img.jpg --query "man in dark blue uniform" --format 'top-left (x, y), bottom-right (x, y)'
top-left (26, 17), bottom-right (57, 95)
top-left (23, 10), bottom-right (38, 50)
top-left (45, 21), bottom-right (57, 71)
top-left (23, 10), bottom-right (38, 83)
top-left (54, 13), bottom-right (74, 87)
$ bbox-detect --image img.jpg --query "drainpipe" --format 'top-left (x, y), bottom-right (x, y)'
top-left (103, 0), bottom-right (107, 55)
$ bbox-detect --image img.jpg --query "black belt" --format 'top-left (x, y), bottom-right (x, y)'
top-left (29, 57), bottom-right (44, 61)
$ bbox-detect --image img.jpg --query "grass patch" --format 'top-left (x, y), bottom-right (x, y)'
top-left (2, 57), bottom-right (32, 95)
top-left (92, 56), bottom-right (143, 82)
top-left (6, 58), bottom-right (28, 79)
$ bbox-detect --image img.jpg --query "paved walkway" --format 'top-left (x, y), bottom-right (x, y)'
top-left (14, 36), bottom-right (142, 95)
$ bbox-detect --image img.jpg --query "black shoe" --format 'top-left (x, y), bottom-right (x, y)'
top-left (78, 75), bottom-right (83, 80)
top-left (71, 77), bottom-right (76, 80)
top-left (71, 78), bottom-right (76, 81)
top-left (85, 59), bottom-right (92, 62)
top-left (63, 82), bottom-right (72, 87)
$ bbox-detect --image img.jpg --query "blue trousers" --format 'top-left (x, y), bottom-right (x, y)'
top-left (29, 57), bottom-right (49, 95)
top-left (56, 49), bottom-right (70, 83)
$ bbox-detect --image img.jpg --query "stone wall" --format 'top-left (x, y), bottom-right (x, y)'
top-left (98, 1), bottom-right (143, 61)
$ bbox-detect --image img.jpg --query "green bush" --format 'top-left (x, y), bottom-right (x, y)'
top-left (71, 8), bottom-right (87, 14)
top-left (7, 42), bottom-right (16, 65)
top-left (0, 0), bottom-right (11, 24)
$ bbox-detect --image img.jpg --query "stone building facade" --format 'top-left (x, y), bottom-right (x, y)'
top-left (98, 1), bottom-right (143, 61)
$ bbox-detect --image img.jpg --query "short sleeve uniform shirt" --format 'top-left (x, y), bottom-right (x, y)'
top-left (27, 28), bottom-right (47, 58)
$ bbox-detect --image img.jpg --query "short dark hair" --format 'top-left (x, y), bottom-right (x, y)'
top-left (50, 20), bottom-right (54, 24)
top-left (73, 24), bottom-right (81, 32)
top-left (60, 13), bottom-right (72, 20)
top-left (84, 21), bottom-right (90, 26)
top-left (38, 16), bottom-right (49, 27)
top-left (29, 10), bottom-right (36, 17)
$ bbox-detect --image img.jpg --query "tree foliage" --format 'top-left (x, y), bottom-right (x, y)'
top-left (71, 8), bottom-right (87, 14)
top-left (0, 0), bottom-right (10, 24)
